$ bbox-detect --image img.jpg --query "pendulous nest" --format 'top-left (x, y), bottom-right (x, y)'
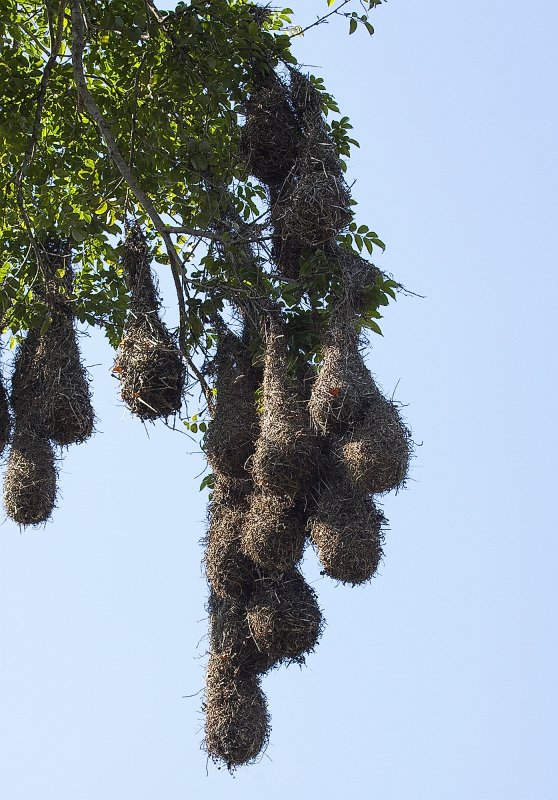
top-left (204, 331), bottom-right (260, 480)
top-left (308, 316), bottom-right (381, 434)
top-left (0, 371), bottom-right (11, 454)
top-left (251, 322), bottom-right (321, 496)
top-left (240, 73), bottom-right (301, 185)
top-left (334, 248), bottom-right (386, 313)
top-left (208, 593), bottom-right (276, 675)
top-left (204, 655), bottom-right (270, 770)
top-left (341, 395), bottom-right (412, 495)
top-left (3, 420), bottom-right (57, 526)
top-left (241, 491), bottom-right (307, 572)
top-left (10, 319), bottom-right (94, 447)
top-left (309, 460), bottom-right (385, 586)
top-left (246, 570), bottom-right (324, 665)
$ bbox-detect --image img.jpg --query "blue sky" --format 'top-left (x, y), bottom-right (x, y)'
top-left (1, 1), bottom-right (557, 797)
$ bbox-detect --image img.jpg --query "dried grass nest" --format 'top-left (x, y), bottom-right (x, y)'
top-left (10, 320), bottom-right (94, 446)
top-left (204, 332), bottom-right (260, 480)
top-left (241, 491), bottom-right (307, 572)
top-left (309, 460), bottom-right (385, 586)
top-left (246, 570), bottom-right (324, 665)
top-left (3, 420), bottom-right (57, 526)
top-left (208, 593), bottom-right (276, 675)
top-left (204, 655), bottom-right (270, 770)
top-left (0, 373), bottom-right (11, 454)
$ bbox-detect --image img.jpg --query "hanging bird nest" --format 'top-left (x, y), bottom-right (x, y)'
top-left (10, 319), bottom-right (94, 447)
top-left (309, 460), bottom-right (385, 585)
top-left (341, 395), bottom-right (412, 495)
top-left (246, 570), bottom-right (324, 665)
top-left (240, 73), bottom-right (301, 185)
top-left (204, 655), bottom-right (270, 770)
top-left (241, 491), bottom-right (307, 572)
top-left (122, 224), bottom-right (160, 314)
top-left (0, 371), bottom-right (11, 454)
top-left (208, 593), bottom-right (276, 674)
top-left (3, 419), bottom-right (57, 526)
top-left (268, 184), bottom-right (304, 279)
top-left (334, 248), bottom-right (386, 312)
top-left (308, 315), bottom-right (381, 434)
top-left (204, 331), bottom-right (260, 480)
top-left (251, 324), bottom-right (321, 497)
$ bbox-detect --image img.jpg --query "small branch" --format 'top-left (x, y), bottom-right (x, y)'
top-left (291, 0), bottom-right (353, 37)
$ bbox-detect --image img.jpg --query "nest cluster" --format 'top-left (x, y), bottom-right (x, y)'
top-left (2, 238), bottom-right (94, 526)
top-left (113, 227), bottom-right (185, 420)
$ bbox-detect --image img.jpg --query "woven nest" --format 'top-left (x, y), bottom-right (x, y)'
top-left (335, 248), bottom-right (385, 313)
top-left (208, 593), bottom-right (276, 674)
top-left (0, 373), bottom-right (11, 454)
top-left (205, 482), bottom-right (259, 602)
top-left (122, 225), bottom-right (160, 314)
top-left (309, 460), bottom-right (385, 585)
top-left (251, 324), bottom-right (320, 496)
top-left (269, 184), bottom-right (304, 279)
top-left (341, 395), bottom-right (411, 494)
top-left (204, 655), bottom-right (270, 770)
top-left (240, 74), bottom-right (301, 185)
top-left (10, 320), bottom-right (94, 446)
top-left (204, 332), bottom-right (260, 480)
top-left (3, 420), bottom-right (57, 526)
top-left (241, 491), bottom-right (307, 572)
top-left (289, 69), bottom-right (323, 119)
top-left (114, 316), bottom-right (185, 420)
top-left (246, 570), bottom-right (324, 665)
top-left (308, 317), bottom-right (380, 434)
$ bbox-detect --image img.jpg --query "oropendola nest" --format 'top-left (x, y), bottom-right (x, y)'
top-left (204, 655), bottom-right (270, 770)
top-left (335, 248), bottom-right (386, 314)
top-left (251, 323), bottom-right (321, 496)
top-left (241, 491), bottom-right (307, 572)
top-left (3, 420), bottom-right (57, 526)
top-left (309, 460), bottom-right (385, 586)
top-left (10, 319), bottom-right (94, 447)
top-left (269, 183), bottom-right (304, 279)
top-left (341, 395), bottom-right (412, 495)
top-left (246, 570), bottom-right (324, 665)
top-left (204, 331), bottom-right (260, 480)
top-left (0, 372), bottom-right (11, 454)
top-left (240, 73), bottom-right (301, 185)
top-left (208, 593), bottom-right (277, 675)
top-left (308, 317), bottom-right (381, 434)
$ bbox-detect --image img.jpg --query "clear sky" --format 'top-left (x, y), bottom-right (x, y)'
top-left (1, 1), bottom-right (557, 798)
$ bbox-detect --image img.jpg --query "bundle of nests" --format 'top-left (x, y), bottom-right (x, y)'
top-left (114, 227), bottom-right (185, 420)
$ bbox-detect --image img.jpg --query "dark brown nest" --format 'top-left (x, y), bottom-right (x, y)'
top-left (309, 460), bottom-right (385, 586)
top-left (251, 324), bottom-right (321, 496)
top-left (308, 317), bottom-right (381, 434)
top-left (0, 373), bottom-right (11, 454)
top-left (241, 491), bottom-right (307, 572)
top-left (240, 74), bottom-right (301, 185)
top-left (10, 318), bottom-right (94, 446)
top-left (204, 332), bottom-right (260, 480)
top-left (208, 593), bottom-right (277, 674)
top-left (341, 395), bottom-right (412, 494)
top-left (3, 419), bottom-right (57, 526)
top-left (114, 316), bottom-right (185, 420)
top-left (204, 655), bottom-right (270, 770)
top-left (246, 570), bottom-right (324, 665)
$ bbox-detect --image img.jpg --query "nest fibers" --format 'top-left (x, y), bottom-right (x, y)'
top-left (240, 73), bottom-right (301, 186)
top-left (208, 593), bottom-right (277, 675)
top-left (10, 319), bottom-right (94, 447)
top-left (3, 420), bottom-right (57, 526)
top-left (241, 491), bottom-right (307, 572)
top-left (246, 570), bottom-right (324, 665)
top-left (309, 460), bottom-right (385, 586)
top-left (204, 655), bottom-right (270, 770)
top-left (114, 229), bottom-right (185, 420)
top-left (251, 322), bottom-right (320, 496)
top-left (204, 331), bottom-right (260, 480)
top-left (0, 371), bottom-right (10, 454)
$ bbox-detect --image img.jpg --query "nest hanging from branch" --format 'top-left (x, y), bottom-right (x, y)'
top-left (208, 593), bottom-right (277, 675)
top-left (114, 228), bottom-right (185, 420)
top-left (246, 570), bottom-right (324, 665)
top-left (3, 419), bottom-right (57, 526)
top-left (241, 491), bottom-right (307, 572)
top-left (309, 460), bottom-right (385, 585)
top-left (204, 655), bottom-right (270, 770)
top-left (204, 330), bottom-right (260, 480)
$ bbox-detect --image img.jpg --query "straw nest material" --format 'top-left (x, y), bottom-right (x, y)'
top-left (241, 491), bottom-right (307, 572)
top-left (0, 373), bottom-right (11, 454)
top-left (10, 321), bottom-right (94, 446)
top-left (309, 460), bottom-right (385, 585)
top-left (204, 332), bottom-right (260, 480)
top-left (308, 317), bottom-right (381, 434)
top-left (251, 323), bottom-right (320, 496)
top-left (208, 593), bottom-right (277, 674)
top-left (341, 396), bottom-right (411, 494)
top-left (3, 420), bottom-right (57, 526)
top-left (268, 184), bottom-right (304, 279)
top-left (246, 570), bottom-right (324, 665)
top-left (204, 655), bottom-right (270, 769)
top-left (240, 74), bottom-right (301, 185)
